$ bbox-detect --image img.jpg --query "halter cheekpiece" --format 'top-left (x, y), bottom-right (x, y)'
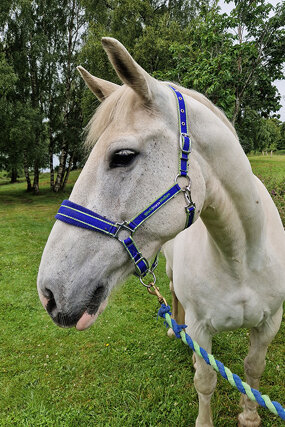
top-left (55, 86), bottom-right (195, 284)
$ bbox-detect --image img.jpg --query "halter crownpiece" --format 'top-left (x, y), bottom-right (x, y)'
top-left (55, 86), bottom-right (195, 283)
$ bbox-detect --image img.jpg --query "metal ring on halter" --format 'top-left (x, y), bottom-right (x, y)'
top-left (139, 270), bottom-right (156, 287)
top-left (175, 174), bottom-right (191, 191)
top-left (114, 221), bottom-right (133, 242)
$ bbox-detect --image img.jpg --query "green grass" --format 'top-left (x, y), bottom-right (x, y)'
top-left (248, 155), bottom-right (285, 225)
top-left (0, 157), bottom-right (284, 426)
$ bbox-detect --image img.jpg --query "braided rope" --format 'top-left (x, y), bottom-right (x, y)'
top-left (158, 304), bottom-right (285, 421)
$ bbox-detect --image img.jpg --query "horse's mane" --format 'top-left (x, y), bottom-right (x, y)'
top-left (85, 81), bottom-right (238, 149)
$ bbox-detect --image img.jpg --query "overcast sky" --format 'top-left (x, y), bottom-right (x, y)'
top-left (219, 0), bottom-right (285, 120)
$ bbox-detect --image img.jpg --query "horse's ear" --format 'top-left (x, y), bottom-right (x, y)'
top-left (77, 66), bottom-right (120, 102)
top-left (101, 37), bottom-right (156, 103)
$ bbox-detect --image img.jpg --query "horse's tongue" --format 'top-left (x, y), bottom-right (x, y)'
top-left (76, 312), bottom-right (98, 331)
top-left (76, 299), bottom-right (108, 331)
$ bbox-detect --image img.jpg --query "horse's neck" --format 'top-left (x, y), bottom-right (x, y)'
top-left (201, 170), bottom-right (264, 264)
top-left (195, 116), bottom-right (265, 267)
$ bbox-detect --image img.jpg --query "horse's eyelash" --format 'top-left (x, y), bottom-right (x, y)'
top-left (109, 149), bottom-right (138, 168)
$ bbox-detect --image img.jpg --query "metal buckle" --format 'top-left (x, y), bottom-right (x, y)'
top-left (114, 221), bottom-right (133, 242)
top-left (180, 133), bottom-right (192, 154)
top-left (134, 255), bottom-right (149, 273)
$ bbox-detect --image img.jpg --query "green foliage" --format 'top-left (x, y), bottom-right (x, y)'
top-left (79, 0), bottom-right (214, 120)
top-left (0, 0), bottom-right (85, 191)
top-left (146, 0), bottom-right (285, 151)
top-left (153, 4), bottom-right (236, 118)
top-left (229, 0), bottom-right (285, 122)
top-left (238, 113), bottom-right (284, 153)
top-left (0, 52), bottom-right (17, 95)
top-left (0, 0), bottom-right (284, 188)
top-left (0, 52), bottom-right (19, 178)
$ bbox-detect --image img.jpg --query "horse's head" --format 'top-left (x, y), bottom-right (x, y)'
top-left (37, 38), bottom-right (205, 330)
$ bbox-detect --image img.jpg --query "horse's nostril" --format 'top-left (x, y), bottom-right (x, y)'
top-left (45, 288), bottom-right (53, 300)
top-left (45, 288), bottom-right (57, 316)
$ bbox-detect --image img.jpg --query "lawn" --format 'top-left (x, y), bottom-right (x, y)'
top-left (0, 156), bottom-right (284, 427)
top-left (248, 155), bottom-right (285, 225)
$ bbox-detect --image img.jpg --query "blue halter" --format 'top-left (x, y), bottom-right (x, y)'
top-left (55, 86), bottom-right (195, 284)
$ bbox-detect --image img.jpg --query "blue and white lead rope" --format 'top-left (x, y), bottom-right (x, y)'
top-left (158, 304), bottom-right (285, 421)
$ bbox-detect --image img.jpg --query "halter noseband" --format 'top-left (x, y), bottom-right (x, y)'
top-left (55, 86), bottom-right (195, 285)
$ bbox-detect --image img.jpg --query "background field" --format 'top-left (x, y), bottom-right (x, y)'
top-left (0, 156), bottom-right (284, 426)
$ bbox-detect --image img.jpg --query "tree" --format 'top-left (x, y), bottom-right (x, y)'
top-left (1, 0), bottom-right (85, 192)
top-left (1, 0), bottom-right (51, 191)
top-left (0, 51), bottom-right (21, 183)
top-left (79, 0), bottom-right (214, 124)
top-left (1, 0), bottom-right (283, 190)
top-left (149, 0), bottom-right (285, 152)
top-left (153, 3), bottom-right (237, 117)
top-left (227, 0), bottom-right (285, 125)
top-left (279, 122), bottom-right (285, 150)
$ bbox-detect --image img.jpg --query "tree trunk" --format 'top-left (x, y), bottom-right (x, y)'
top-left (52, 0), bottom-right (74, 193)
top-left (49, 145), bottom-right (55, 190)
top-left (60, 150), bottom-right (68, 188)
top-left (53, 0), bottom-right (83, 192)
top-left (61, 152), bottom-right (74, 192)
top-left (10, 167), bottom-right (18, 183)
top-left (50, 152), bottom-right (55, 190)
top-left (28, 50), bottom-right (42, 194)
top-left (232, 24), bottom-right (243, 126)
top-left (231, 96), bottom-right (241, 126)
top-left (33, 161), bottom-right (40, 194)
top-left (49, 129), bottom-right (55, 190)
top-left (53, 143), bottom-right (67, 192)
top-left (23, 158), bottom-right (32, 192)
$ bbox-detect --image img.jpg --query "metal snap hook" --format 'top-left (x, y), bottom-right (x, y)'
top-left (184, 190), bottom-right (193, 206)
top-left (147, 283), bottom-right (168, 306)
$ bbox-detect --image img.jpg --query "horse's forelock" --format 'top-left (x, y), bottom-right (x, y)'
top-left (85, 85), bottom-right (147, 150)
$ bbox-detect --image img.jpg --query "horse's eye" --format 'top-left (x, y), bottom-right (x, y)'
top-left (109, 149), bottom-right (138, 168)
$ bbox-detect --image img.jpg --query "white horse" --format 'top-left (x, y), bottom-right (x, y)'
top-left (37, 38), bottom-right (285, 427)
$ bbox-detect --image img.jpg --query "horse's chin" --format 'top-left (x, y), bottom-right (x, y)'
top-left (76, 298), bottom-right (108, 331)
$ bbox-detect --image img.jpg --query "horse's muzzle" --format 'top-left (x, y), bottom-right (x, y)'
top-left (38, 284), bottom-right (108, 330)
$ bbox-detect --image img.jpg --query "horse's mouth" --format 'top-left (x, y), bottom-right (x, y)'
top-left (76, 297), bottom-right (108, 331)
top-left (75, 284), bottom-right (109, 330)
top-left (43, 285), bottom-right (108, 330)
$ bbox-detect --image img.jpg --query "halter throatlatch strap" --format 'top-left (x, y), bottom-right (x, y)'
top-left (55, 86), bottom-right (195, 279)
top-left (169, 85), bottom-right (191, 177)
